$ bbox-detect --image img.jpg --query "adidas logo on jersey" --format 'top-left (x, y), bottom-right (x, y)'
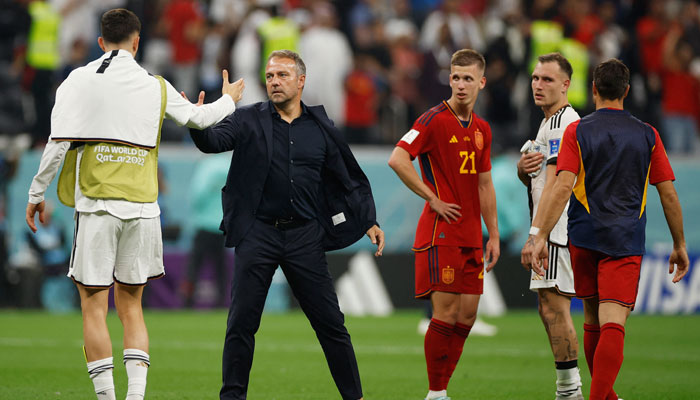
top-left (449, 135), bottom-right (458, 143)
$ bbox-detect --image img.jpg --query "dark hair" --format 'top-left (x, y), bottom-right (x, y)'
top-left (537, 52), bottom-right (573, 79)
top-left (451, 49), bottom-right (486, 71)
top-left (267, 49), bottom-right (306, 76)
top-left (101, 8), bottom-right (141, 44)
top-left (593, 58), bottom-right (630, 100)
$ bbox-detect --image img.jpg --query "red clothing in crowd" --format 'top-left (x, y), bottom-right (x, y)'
top-left (163, 0), bottom-right (203, 64)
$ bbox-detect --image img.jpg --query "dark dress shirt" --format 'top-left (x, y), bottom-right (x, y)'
top-left (257, 104), bottom-right (326, 220)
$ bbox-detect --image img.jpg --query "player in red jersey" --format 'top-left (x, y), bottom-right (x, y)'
top-left (388, 49), bottom-right (500, 400)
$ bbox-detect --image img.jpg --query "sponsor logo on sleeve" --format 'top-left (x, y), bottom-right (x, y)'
top-left (549, 138), bottom-right (560, 156)
top-left (401, 129), bottom-right (420, 144)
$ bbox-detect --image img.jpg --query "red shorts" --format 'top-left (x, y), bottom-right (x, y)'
top-left (569, 243), bottom-right (642, 308)
top-left (414, 246), bottom-right (484, 298)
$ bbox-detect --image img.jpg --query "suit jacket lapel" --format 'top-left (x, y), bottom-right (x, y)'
top-left (260, 101), bottom-right (274, 165)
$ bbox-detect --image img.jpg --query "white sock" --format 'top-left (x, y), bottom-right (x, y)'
top-left (87, 357), bottom-right (116, 400)
top-left (426, 389), bottom-right (447, 399)
top-left (123, 349), bottom-right (150, 400)
top-left (556, 366), bottom-right (582, 395)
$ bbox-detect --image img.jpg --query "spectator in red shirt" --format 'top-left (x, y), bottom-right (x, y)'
top-left (161, 0), bottom-right (205, 98)
top-left (660, 26), bottom-right (700, 153)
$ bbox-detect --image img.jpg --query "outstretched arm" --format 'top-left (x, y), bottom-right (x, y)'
top-left (387, 146), bottom-right (462, 223)
top-left (166, 70), bottom-right (244, 129)
top-left (656, 180), bottom-right (689, 282)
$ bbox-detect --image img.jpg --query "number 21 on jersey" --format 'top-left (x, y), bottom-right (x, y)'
top-left (459, 151), bottom-right (477, 174)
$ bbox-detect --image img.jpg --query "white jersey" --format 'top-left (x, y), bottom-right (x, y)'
top-left (28, 49), bottom-right (236, 219)
top-left (530, 105), bottom-right (580, 246)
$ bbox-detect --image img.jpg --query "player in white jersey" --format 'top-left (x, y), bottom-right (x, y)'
top-left (517, 53), bottom-right (583, 400)
top-left (25, 9), bottom-right (244, 400)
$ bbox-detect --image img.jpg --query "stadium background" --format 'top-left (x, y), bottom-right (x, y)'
top-left (0, 1), bottom-right (699, 398)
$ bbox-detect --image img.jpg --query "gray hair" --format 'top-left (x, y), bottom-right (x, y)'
top-left (267, 49), bottom-right (306, 76)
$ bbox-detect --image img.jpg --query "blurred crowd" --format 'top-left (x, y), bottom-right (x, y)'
top-left (1, 0), bottom-right (700, 309)
top-left (1, 0), bottom-right (699, 151)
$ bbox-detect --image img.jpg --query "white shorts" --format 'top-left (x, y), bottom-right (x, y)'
top-left (529, 243), bottom-right (575, 296)
top-left (68, 211), bottom-right (164, 287)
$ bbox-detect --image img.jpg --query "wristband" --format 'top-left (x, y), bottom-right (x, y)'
top-left (529, 226), bottom-right (540, 236)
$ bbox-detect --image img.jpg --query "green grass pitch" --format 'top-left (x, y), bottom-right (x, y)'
top-left (1, 310), bottom-right (699, 399)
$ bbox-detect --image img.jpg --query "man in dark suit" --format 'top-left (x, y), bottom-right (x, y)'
top-left (190, 49), bottom-right (384, 400)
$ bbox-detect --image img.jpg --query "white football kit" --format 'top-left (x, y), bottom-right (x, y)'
top-left (527, 105), bottom-right (580, 295)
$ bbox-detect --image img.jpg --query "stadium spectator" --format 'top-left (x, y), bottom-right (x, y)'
top-left (230, 2), bottom-right (270, 105)
top-left (418, 20), bottom-right (457, 108)
top-left (636, 0), bottom-right (671, 130)
top-left (25, 0), bottom-right (60, 147)
top-left (299, 1), bottom-right (352, 127)
top-left (557, 0), bottom-right (604, 48)
top-left (419, 0), bottom-right (485, 53)
top-left (160, 0), bottom-right (205, 99)
top-left (522, 58), bottom-right (689, 400)
top-left (25, 8), bottom-right (243, 400)
top-left (343, 52), bottom-right (381, 144)
top-left (517, 53), bottom-right (583, 400)
top-left (660, 24), bottom-right (700, 154)
top-left (386, 16), bottom-right (422, 135)
top-left (388, 49), bottom-right (500, 400)
top-left (483, 37), bottom-right (520, 153)
top-left (188, 49), bottom-right (384, 400)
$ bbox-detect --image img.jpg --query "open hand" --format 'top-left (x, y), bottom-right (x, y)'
top-left (221, 69), bottom-right (244, 102)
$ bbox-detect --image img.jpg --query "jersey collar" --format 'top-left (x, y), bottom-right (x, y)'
top-left (443, 100), bottom-right (472, 128)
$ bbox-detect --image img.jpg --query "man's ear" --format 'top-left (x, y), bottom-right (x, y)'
top-left (132, 35), bottom-right (140, 54)
top-left (562, 79), bottom-right (571, 93)
top-left (98, 37), bottom-right (106, 52)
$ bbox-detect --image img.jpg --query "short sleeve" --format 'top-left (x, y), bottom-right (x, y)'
top-left (478, 122), bottom-right (492, 172)
top-left (556, 121), bottom-right (581, 175)
top-left (546, 110), bottom-right (579, 165)
top-left (396, 119), bottom-right (433, 159)
top-left (649, 126), bottom-right (675, 184)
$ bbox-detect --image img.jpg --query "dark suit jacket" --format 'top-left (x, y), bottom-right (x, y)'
top-left (190, 101), bottom-right (378, 251)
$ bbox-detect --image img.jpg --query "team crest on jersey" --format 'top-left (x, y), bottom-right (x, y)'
top-left (449, 135), bottom-right (458, 143)
top-left (549, 138), bottom-right (560, 155)
top-left (442, 266), bottom-right (455, 284)
top-left (474, 129), bottom-right (484, 150)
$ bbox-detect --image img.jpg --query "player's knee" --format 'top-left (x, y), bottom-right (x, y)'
top-left (433, 308), bottom-right (459, 324)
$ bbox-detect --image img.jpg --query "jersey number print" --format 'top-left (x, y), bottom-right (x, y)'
top-left (459, 151), bottom-right (477, 174)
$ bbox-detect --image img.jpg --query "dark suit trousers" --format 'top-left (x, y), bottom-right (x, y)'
top-left (220, 219), bottom-right (363, 400)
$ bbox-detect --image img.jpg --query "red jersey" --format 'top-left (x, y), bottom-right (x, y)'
top-left (397, 101), bottom-right (492, 250)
